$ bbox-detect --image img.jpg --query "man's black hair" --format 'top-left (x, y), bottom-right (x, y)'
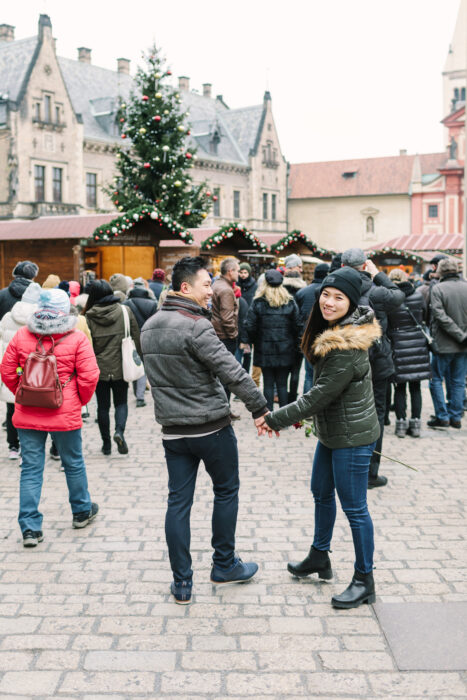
top-left (171, 256), bottom-right (208, 291)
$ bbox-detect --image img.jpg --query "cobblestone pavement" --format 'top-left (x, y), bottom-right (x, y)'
top-left (0, 383), bottom-right (466, 698)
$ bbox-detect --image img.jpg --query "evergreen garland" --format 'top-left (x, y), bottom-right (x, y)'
top-left (201, 223), bottom-right (269, 253)
top-left (91, 205), bottom-right (193, 244)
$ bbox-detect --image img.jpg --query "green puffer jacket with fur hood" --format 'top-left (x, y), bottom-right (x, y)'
top-left (265, 307), bottom-right (381, 448)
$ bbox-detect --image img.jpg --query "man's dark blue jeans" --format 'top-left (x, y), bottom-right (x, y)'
top-left (430, 352), bottom-right (467, 422)
top-left (162, 425), bottom-right (239, 582)
top-left (311, 440), bottom-right (376, 574)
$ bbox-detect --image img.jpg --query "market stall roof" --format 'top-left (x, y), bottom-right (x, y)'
top-left (0, 214), bottom-right (115, 240)
top-left (200, 224), bottom-right (269, 255)
top-left (271, 231), bottom-right (335, 259)
top-left (374, 232), bottom-right (464, 252)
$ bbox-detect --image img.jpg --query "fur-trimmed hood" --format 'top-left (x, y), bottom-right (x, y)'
top-left (27, 312), bottom-right (78, 336)
top-left (282, 274), bottom-right (307, 291)
top-left (312, 306), bottom-right (381, 358)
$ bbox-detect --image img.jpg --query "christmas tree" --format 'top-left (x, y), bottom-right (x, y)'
top-left (107, 45), bottom-right (212, 228)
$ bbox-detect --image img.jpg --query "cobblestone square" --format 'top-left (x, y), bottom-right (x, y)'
top-left (0, 385), bottom-right (466, 697)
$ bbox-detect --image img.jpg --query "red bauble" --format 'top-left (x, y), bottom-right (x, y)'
top-left (153, 115), bottom-right (161, 122)
top-left (134, 185), bottom-right (139, 189)
top-left (184, 210), bottom-right (191, 216)
top-left (114, 232), bottom-right (118, 237)
top-left (186, 130), bottom-right (191, 135)
top-left (156, 199), bottom-right (160, 203)
top-left (206, 191), bottom-right (211, 197)
top-left (213, 196), bottom-right (218, 201)
top-left (95, 235), bottom-right (99, 240)
top-left (166, 70), bottom-right (172, 75)
top-left (121, 134), bottom-right (126, 139)
top-left (143, 162), bottom-right (150, 169)
top-left (119, 118), bottom-right (124, 123)
top-left (142, 95), bottom-right (149, 101)
top-left (185, 152), bottom-right (192, 159)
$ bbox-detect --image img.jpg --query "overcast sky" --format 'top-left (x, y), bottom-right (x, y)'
top-left (6, 0), bottom-right (462, 163)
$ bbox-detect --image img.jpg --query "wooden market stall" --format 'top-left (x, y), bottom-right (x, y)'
top-left (271, 230), bottom-right (335, 281)
top-left (200, 224), bottom-right (270, 276)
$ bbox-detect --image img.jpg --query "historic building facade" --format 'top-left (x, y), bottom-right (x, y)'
top-left (0, 15), bottom-right (287, 237)
top-left (288, 0), bottom-right (465, 254)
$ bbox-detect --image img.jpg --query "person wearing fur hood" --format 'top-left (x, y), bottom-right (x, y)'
top-left (264, 267), bottom-right (381, 610)
top-left (0, 289), bottom-right (100, 547)
top-left (0, 282), bottom-right (41, 459)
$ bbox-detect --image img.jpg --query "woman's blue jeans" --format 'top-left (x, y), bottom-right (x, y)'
top-left (311, 440), bottom-right (376, 574)
top-left (17, 428), bottom-right (92, 533)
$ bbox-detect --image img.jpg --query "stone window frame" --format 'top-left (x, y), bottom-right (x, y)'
top-left (52, 166), bottom-right (63, 203)
top-left (86, 172), bottom-right (98, 209)
top-left (262, 192), bottom-right (268, 220)
top-left (271, 193), bottom-right (277, 221)
top-left (34, 164), bottom-right (46, 201)
top-left (213, 187), bottom-right (221, 217)
top-left (233, 190), bottom-right (240, 219)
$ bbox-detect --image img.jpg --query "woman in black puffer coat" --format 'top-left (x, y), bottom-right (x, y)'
top-left (245, 270), bottom-right (300, 410)
top-left (387, 269), bottom-right (431, 438)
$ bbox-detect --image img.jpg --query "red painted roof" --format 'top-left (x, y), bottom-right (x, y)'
top-left (289, 153), bottom-right (447, 199)
top-left (0, 214), bottom-right (115, 240)
top-left (374, 233), bottom-right (464, 251)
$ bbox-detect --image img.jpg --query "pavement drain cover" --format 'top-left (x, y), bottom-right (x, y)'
top-left (374, 602), bottom-right (467, 671)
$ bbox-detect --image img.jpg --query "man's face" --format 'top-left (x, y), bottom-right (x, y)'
top-left (224, 262), bottom-right (239, 283)
top-left (181, 269), bottom-right (213, 308)
top-left (239, 269), bottom-right (249, 280)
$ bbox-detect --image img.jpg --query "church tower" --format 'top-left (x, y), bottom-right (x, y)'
top-left (442, 0), bottom-right (466, 142)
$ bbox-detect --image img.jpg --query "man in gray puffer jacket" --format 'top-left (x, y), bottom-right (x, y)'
top-left (141, 256), bottom-right (271, 605)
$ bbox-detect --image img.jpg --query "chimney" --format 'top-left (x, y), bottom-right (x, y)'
top-left (38, 14), bottom-right (52, 40)
top-left (178, 76), bottom-right (190, 91)
top-left (117, 57), bottom-right (130, 75)
top-left (399, 149), bottom-right (407, 156)
top-left (77, 47), bottom-right (91, 63)
top-left (203, 83), bottom-right (212, 98)
top-left (0, 24), bottom-right (14, 42)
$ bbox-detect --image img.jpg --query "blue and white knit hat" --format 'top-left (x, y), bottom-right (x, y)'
top-left (38, 288), bottom-right (71, 314)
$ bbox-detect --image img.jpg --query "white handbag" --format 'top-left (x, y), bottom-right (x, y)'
top-left (121, 305), bottom-right (145, 382)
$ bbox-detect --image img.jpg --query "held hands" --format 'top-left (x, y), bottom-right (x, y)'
top-left (254, 412), bottom-right (280, 438)
top-left (239, 343), bottom-right (251, 353)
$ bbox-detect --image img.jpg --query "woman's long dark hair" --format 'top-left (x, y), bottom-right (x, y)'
top-left (83, 279), bottom-right (114, 313)
top-left (301, 294), bottom-right (357, 362)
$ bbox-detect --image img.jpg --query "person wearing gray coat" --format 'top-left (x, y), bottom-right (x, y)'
top-left (428, 258), bottom-right (467, 429)
top-left (141, 256), bottom-right (272, 605)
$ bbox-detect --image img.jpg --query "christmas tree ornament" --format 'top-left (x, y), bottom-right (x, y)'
top-left (163, 110), bottom-right (169, 115)
top-left (202, 212), bottom-right (207, 219)
top-left (184, 210), bottom-right (191, 216)
top-left (155, 92), bottom-right (162, 99)
top-left (121, 134), bottom-right (127, 139)
top-left (162, 145), bottom-right (169, 151)
top-left (143, 162), bottom-right (150, 168)
top-left (121, 103), bottom-right (126, 108)
top-left (139, 127), bottom-right (147, 135)
top-left (178, 125), bottom-right (185, 132)
top-left (153, 115), bottom-right (161, 121)
top-left (119, 118), bottom-right (125, 123)
top-left (154, 72), bottom-right (161, 78)
top-left (142, 95), bottom-right (149, 101)
top-left (174, 180), bottom-right (182, 187)
top-left (185, 153), bottom-right (192, 159)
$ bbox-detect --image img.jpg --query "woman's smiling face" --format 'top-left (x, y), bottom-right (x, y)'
top-left (319, 286), bottom-right (350, 323)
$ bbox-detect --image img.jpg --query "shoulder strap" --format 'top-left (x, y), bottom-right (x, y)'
top-left (121, 304), bottom-right (130, 338)
top-left (403, 304), bottom-right (432, 344)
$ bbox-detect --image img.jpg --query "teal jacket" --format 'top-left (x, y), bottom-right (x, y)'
top-left (265, 307), bottom-right (381, 448)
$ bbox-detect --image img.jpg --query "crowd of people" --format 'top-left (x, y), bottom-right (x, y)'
top-left (0, 250), bottom-right (466, 607)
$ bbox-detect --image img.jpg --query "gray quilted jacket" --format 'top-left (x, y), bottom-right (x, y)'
top-left (141, 294), bottom-right (268, 429)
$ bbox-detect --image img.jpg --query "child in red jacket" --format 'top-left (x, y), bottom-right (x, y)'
top-left (1, 289), bottom-right (100, 547)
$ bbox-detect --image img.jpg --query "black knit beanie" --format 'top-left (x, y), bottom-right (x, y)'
top-left (320, 267), bottom-right (362, 307)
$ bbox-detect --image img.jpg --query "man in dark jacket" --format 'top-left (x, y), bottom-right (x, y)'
top-left (211, 258), bottom-right (240, 413)
top-left (295, 263), bottom-right (329, 392)
top-left (428, 258), bottom-right (467, 429)
top-left (123, 278), bottom-right (158, 408)
top-left (342, 248), bottom-right (405, 488)
top-left (141, 256), bottom-right (272, 604)
top-left (0, 261), bottom-right (39, 320)
top-left (238, 262), bottom-right (257, 307)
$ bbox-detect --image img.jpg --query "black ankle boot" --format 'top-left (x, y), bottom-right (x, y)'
top-left (287, 546), bottom-right (333, 580)
top-left (331, 569), bottom-right (375, 609)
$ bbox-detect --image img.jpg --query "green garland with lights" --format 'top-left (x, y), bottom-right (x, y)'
top-left (90, 205), bottom-right (193, 244)
top-left (201, 223), bottom-right (269, 253)
top-left (271, 230), bottom-right (335, 257)
top-left (366, 247), bottom-right (424, 264)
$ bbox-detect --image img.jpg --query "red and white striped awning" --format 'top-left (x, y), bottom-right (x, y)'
top-left (375, 233), bottom-right (464, 251)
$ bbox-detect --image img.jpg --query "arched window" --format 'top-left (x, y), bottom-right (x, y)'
top-left (366, 216), bottom-right (374, 233)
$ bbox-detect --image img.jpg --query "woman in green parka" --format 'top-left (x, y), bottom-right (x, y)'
top-left (264, 267), bottom-right (381, 609)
